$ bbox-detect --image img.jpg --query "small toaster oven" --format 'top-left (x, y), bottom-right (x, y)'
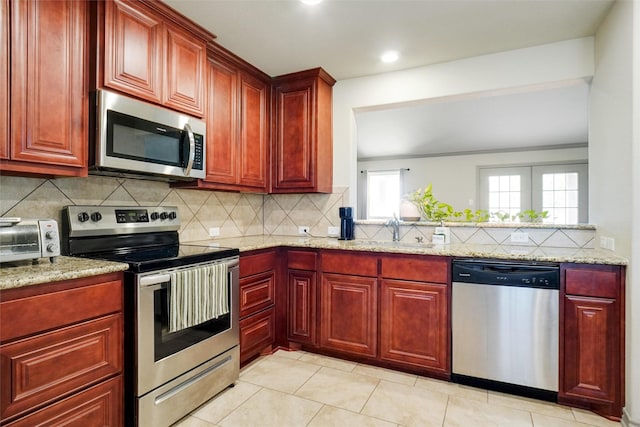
top-left (0, 218), bottom-right (60, 264)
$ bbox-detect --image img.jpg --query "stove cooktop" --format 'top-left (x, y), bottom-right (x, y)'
top-left (86, 244), bottom-right (239, 273)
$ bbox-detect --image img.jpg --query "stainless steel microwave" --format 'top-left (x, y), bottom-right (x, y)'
top-left (93, 90), bottom-right (206, 180)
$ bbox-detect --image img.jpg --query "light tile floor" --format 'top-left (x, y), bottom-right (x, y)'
top-left (174, 350), bottom-right (621, 427)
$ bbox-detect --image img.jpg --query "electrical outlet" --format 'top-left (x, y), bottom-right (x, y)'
top-left (328, 226), bottom-right (340, 236)
top-left (298, 226), bottom-right (309, 235)
top-left (510, 231), bottom-right (529, 243)
top-left (600, 236), bottom-right (608, 248)
top-left (208, 227), bottom-right (220, 237)
top-left (600, 236), bottom-right (616, 251)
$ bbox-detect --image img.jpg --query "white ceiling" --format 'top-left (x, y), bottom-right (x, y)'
top-left (164, 0), bottom-right (612, 159)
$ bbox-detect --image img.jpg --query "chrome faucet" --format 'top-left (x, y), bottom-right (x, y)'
top-left (385, 213), bottom-right (401, 241)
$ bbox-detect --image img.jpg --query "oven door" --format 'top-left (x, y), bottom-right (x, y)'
top-left (135, 257), bottom-right (239, 396)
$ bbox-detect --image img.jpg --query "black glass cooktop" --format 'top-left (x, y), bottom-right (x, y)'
top-left (89, 244), bottom-right (239, 273)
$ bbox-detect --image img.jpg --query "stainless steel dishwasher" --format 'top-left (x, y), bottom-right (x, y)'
top-left (451, 259), bottom-right (560, 401)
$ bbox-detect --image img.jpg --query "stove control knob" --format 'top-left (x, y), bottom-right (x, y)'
top-left (90, 212), bottom-right (102, 222)
top-left (77, 212), bottom-right (89, 223)
top-left (160, 212), bottom-right (169, 220)
top-left (150, 212), bottom-right (160, 221)
top-left (168, 212), bottom-right (177, 220)
top-left (45, 230), bottom-right (58, 240)
top-left (46, 243), bottom-right (59, 253)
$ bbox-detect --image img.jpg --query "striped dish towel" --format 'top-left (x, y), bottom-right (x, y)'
top-left (169, 263), bottom-right (229, 333)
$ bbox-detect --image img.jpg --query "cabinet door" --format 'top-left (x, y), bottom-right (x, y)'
top-left (239, 271), bottom-right (275, 318)
top-left (272, 78), bottom-right (315, 190)
top-left (164, 24), bottom-right (206, 117)
top-left (320, 273), bottom-right (377, 357)
top-left (205, 58), bottom-right (238, 184)
top-left (9, 0), bottom-right (87, 171)
top-left (4, 377), bottom-right (122, 427)
top-left (104, 0), bottom-right (162, 103)
top-left (239, 308), bottom-right (275, 364)
top-left (238, 72), bottom-right (269, 190)
top-left (288, 269), bottom-right (316, 345)
top-left (0, 0), bottom-right (8, 160)
top-left (562, 295), bottom-right (618, 404)
top-left (380, 279), bottom-right (449, 373)
top-left (0, 314), bottom-right (122, 422)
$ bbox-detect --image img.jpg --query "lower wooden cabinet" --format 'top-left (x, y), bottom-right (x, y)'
top-left (239, 249), bottom-right (278, 364)
top-left (560, 263), bottom-right (624, 420)
top-left (288, 269), bottom-right (316, 345)
top-left (239, 308), bottom-right (275, 363)
top-left (380, 279), bottom-right (448, 374)
top-left (320, 273), bottom-right (378, 357)
top-left (4, 377), bottom-right (122, 427)
top-left (287, 250), bottom-right (318, 346)
top-left (0, 272), bottom-right (124, 426)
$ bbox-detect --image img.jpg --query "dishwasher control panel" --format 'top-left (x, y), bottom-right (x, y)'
top-left (452, 259), bottom-right (559, 289)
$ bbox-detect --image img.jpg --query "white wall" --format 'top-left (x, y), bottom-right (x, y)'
top-left (590, 1), bottom-right (639, 426)
top-left (332, 37), bottom-right (595, 205)
top-left (358, 147), bottom-right (588, 213)
top-left (632, 0), bottom-right (640, 424)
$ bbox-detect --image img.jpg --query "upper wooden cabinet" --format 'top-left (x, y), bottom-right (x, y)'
top-left (175, 44), bottom-right (270, 192)
top-left (101, 0), bottom-right (212, 117)
top-left (1, 0), bottom-right (88, 177)
top-left (271, 68), bottom-right (335, 193)
top-left (0, 0), bottom-right (8, 161)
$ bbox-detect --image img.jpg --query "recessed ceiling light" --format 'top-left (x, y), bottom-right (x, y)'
top-left (381, 51), bottom-right (399, 63)
top-left (300, 0), bottom-right (322, 5)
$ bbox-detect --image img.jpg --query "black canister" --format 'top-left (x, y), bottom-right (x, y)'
top-left (339, 207), bottom-right (354, 240)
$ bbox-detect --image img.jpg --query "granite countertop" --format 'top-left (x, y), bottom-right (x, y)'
top-left (0, 256), bottom-right (129, 291)
top-left (1, 235), bottom-right (626, 292)
top-left (190, 235), bottom-right (629, 266)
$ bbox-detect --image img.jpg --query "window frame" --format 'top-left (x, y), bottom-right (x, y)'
top-left (478, 161), bottom-right (588, 224)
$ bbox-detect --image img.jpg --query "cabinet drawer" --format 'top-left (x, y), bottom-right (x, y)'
top-left (1, 314), bottom-right (122, 422)
top-left (239, 308), bottom-right (275, 363)
top-left (1, 279), bottom-right (123, 343)
top-left (381, 255), bottom-right (448, 283)
top-left (564, 265), bottom-right (621, 298)
top-left (4, 376), bottom-right (122, 427)
top-left (240, 250), bottom-right (277, 278)
top-left (321, 251), bottom-right (377, 276)
top-left (288, 250), bottom-right (317, 270)
top-left (239, 271), bottom-right (275, 318)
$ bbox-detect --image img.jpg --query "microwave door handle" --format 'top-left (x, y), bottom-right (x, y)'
top-left (183, 123), bottom-right (195, 176)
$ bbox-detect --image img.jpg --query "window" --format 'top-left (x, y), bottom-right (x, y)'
top-left (488, 174), bottom-right (522, 219)
top-left (479, 163), bottom-right (588, 224)
top-left (367, 170), bottom-right (400, 219)
top-left (358, 169), bottom-right (405, 219)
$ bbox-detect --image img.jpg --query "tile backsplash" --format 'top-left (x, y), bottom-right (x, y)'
top-left (356, 223), bottom-right (595, 249)
top-left (0, 175), bottom-right (592, 248)
top-left (0, 175), bottom-right (349, 242)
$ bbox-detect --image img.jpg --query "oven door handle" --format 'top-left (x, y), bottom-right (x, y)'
top-left (140, 274), bottom-right (171, 288)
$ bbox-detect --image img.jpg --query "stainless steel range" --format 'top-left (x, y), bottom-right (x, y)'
top-left (61, 205), bottom-right (240, 427)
